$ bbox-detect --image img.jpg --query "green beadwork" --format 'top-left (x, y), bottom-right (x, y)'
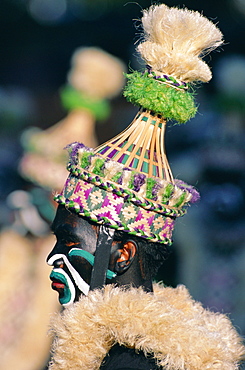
top-left (173, 192), bottom-right (187, 208)
top-left (92, 158), bottom-right (106, 176)
top-left (128, 171), bottom-right (136, 190)
top-left (146, 178), bottom-right (157, 199)
top-left (80, 152), bottom-right (93, 169)
top-left (162, 183), bottom-right (174, 204)
top-left (111, 172), bottom-right (122, 183)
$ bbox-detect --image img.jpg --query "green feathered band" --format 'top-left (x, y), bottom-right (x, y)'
top-left (60, 86), bottom-right (110, 121)
top-left (123, 71), bottom-right (197, 124)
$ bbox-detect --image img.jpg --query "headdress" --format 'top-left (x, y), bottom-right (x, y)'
top-left (54, 4), bottom-right (223, 288)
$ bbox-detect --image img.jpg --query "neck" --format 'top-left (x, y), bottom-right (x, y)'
top-left (114, 274), bottom-right (153, 292)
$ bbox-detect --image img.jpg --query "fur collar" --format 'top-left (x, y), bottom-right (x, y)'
top-left (49, 284), bottom-right (244, 370)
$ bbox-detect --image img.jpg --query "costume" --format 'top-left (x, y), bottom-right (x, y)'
top-left (47, 3), bottom-right (245, 369)
top-left (49, 284), bottom-right (244, 369)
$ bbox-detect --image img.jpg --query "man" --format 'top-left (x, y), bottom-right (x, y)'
top-left (47, 202), bottom-right (244, 369)
top-left (47, 4), bottom-right (245, 369)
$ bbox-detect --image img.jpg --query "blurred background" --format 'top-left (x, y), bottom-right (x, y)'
top-left (0, 0), bottom-right (245, 369)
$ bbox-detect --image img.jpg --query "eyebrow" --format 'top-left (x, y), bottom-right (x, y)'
top-left (51, 222), bottom-right (88, 245)
top-left (51, 222), bottom-right (76, 237)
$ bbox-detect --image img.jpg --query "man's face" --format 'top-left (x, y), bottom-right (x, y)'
top-left (47, 205), bottom-right (98, 306)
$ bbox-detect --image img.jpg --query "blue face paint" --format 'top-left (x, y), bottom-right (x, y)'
top-left (68, 248), bottom-right (117, 279)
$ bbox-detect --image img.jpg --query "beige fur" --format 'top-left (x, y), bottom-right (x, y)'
top-left (137, 4), bottom-right (223, 83)
top-left (49, 284), bottom-right (244, 369)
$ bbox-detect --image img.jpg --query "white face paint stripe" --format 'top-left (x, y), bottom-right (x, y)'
top-left (52, 268), bottom-right (76, 307)
top-left (47, 253), bottom-right (64, 266)
top-left (47, 253), bottom-right (89, 296)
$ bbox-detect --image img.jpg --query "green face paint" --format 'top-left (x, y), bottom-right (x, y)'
top-left (50, 269), bottom-right (74, 305)
top-left (48, 247), bottom-right (117, 307)
top-left (68, 249), bottom-right (117, 279)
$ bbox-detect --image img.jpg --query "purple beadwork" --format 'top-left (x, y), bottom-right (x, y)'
top-left (65, 142), bottom-right (86, 165)
top-left (133, 173), bottom-right (146, 192)
top-left (175, 179), bottom-right (200, 203)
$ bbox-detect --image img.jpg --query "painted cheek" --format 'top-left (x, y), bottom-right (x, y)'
top-left (49, 254), bottom-right (90, 299)
top-left (68, 255), bottom-right (93, 285)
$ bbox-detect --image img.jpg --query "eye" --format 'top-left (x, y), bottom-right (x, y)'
top-left (65, 241), bottom-right (81, 247)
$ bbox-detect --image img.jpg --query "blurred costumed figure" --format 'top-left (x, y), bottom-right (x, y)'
top-left (0, 86), bottom-right (59, 370)
top-left (19, 47), bottom-right (126, 192)
top-left (0, 203), bottom-right (59, 370)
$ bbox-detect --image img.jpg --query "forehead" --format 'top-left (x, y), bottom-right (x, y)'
top-left (51, 205), bottom-right (98, 247)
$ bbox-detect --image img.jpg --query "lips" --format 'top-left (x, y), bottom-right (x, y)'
top-left (52, 280), bottom-right (65, 289)
top-left (49, 268), bottom-right (75, 306)
top-left (51, 277), bottom-right (65, 292)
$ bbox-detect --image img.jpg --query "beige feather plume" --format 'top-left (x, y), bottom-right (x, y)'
top-left (137, 4), bottom-right (223, 83)
top-left (67, 47), bottom-right (126, 99)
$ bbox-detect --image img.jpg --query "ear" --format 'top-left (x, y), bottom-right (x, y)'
top-left (114, 240), bottom-right (137, 274)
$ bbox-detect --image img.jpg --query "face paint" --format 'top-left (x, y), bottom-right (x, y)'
top-left (47, 252), bottom-right (90, 305)
top-left (47, 249), bottom-right (116, 307)
top-left (69, 248), bottom-right (117, 279)
top-left (50, 269), bottom-right (75, 307)
top-left (47, 206), bottom-right (119, 306)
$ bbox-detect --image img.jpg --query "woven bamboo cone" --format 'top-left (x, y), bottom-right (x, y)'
top-left (96, 109), bottom-right (173, 182)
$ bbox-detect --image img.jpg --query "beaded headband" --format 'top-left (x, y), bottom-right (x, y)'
top-left (55, 4), bottom-right (223, 245)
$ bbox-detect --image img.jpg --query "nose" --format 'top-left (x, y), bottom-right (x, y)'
top-left (46, 250), bottom-right (65, 267)
top-left (46, 243), bottom-right (63, 265)
top-left (53, 258), bottom-right (64, 269)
